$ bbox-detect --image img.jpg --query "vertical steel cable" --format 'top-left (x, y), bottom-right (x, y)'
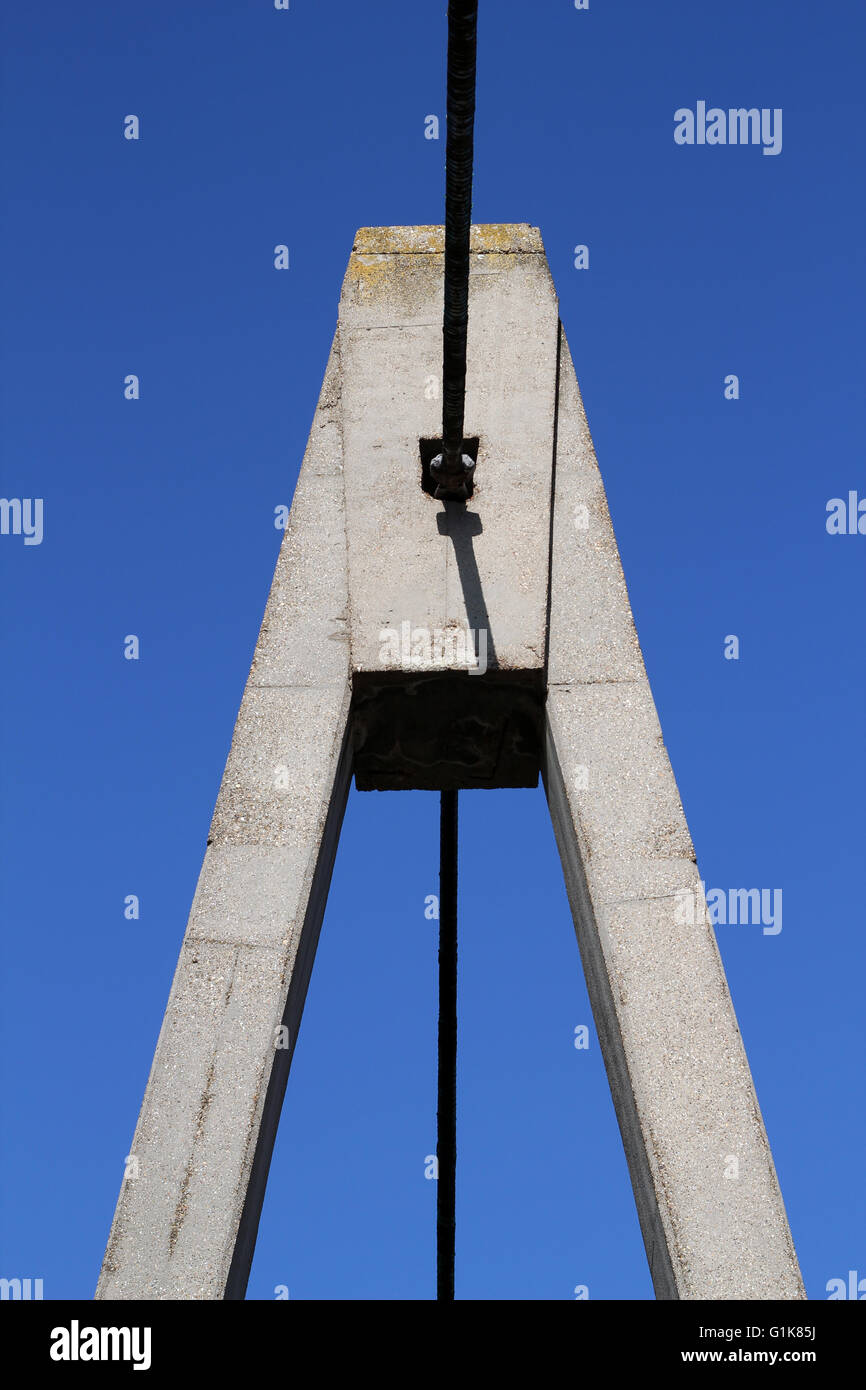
top-left (435, 1), bottom-right (477, 1300)
top-left (436, 788), bottom-right (458, 1301)
top-left (431, 0), bottom-right (478, 501)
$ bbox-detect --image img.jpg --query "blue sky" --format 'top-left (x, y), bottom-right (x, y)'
top-left (1, 0), bottom-right (863, 1300)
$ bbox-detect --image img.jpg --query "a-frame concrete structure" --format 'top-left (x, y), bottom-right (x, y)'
top-left (97, 225), bottom-right (804, 1300)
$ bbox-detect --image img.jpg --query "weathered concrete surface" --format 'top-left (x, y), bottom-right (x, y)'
top-left (96, 335), bottom-right (353, 1300)
top-left (544, 327), bottom-right (804, 1299)
top-left (342, 224), bottom-right (556, 786)
top-left (340, 224), bottom-right (558, 676)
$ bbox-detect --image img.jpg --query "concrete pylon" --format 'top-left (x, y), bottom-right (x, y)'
top-left (97, 225), bottom-right (804, 1301)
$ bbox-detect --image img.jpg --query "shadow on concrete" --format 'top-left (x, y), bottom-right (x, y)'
top-left (437, 501), bottom-right (499, 669)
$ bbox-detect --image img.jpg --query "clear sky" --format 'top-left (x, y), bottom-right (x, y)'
top-left (1, 0), bottom-right (863, 1301)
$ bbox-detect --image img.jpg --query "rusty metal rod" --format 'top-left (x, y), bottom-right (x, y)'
top-left (436, 788), bottom-right (458, 1300)
top-left (432, 0), bottom-right (478, 501)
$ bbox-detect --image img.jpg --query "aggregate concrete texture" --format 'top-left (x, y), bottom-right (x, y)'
top-left (545, 328), bottom-right (804, 1299)
top-left (96, 333), bottom-right (354, 1299)
top-left (340, 223), bottom-right (557, 678)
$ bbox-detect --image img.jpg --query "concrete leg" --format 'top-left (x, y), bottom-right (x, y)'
top-left (96, 336), bottom-right (353, 1300)
top-left (543, 325), bottom-right (804, 1299)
